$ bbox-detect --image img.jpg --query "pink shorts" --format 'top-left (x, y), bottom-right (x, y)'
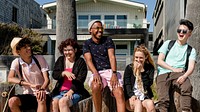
top-left (88, 69), bottom-right (123, 91)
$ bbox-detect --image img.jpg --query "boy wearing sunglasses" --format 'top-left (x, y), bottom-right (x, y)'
top-left (156, 19), bottom-right (196, 112)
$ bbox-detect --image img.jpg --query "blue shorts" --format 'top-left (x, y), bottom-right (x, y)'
top-left (53, 90), bottom-right (81, 105)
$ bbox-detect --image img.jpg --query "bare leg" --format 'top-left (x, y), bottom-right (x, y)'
top-left (59, 97), bottom-right (71, 112)
top-left (91, 81), bottom-right (102, 112)
top-left (125, 98), bottom-right (143, 112)
top-left (112, 87), bottom-right (126, 112)
top-left (8, 96), bottom-right (21, 112)
top-left (142, 99), bottom-right (156, 112)
top-left (52, 98), bottom-right (59, 112)
top-left (37, 100), bottom-right (47, 112)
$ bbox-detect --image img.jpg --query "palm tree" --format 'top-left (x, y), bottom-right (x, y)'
top-left (55, 0), bottom-right (77, 60)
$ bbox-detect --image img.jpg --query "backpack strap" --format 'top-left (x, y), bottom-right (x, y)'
top-left (32, 55), bottom-right (41, 70)
top-left (18, 59), bottom-right (23, 79)
top-left (185, 45), bottom-right (192, 71)
top-left (165, 40), bottom-right (176, 59)
top-left (18, 55), bottom-right (41, 79)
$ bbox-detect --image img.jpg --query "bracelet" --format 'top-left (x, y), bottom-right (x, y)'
top-left (112, 71), bottom-right (117, 74)
top-left (39, 88), bottom-right (45, 91)
top-left (19, 80), bottom-right (24, 86)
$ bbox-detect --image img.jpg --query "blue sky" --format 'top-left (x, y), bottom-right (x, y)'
top-left (35, 0), bottom-right (156, 31)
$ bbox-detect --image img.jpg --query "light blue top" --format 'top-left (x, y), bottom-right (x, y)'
top-left (157, 40), bottom-right (197, 75)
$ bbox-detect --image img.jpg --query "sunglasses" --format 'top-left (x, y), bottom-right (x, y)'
top-left (177, 29), bottom-right (189, 34)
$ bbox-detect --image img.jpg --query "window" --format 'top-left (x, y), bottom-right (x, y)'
top-left (116, 45), bottom-right (127, 49)
top-left (78, 15), bottom-right (88, 28)
top-left (117, 15), bottom-right (127, 28)
top-left (12, 7), bottom-right (18, 23)
top-left (52, 16), bottom-right (56, 29)
top-left (104, 15), bottom-right (115, 28)
top-left (91, 15), bottom-right (101, 20)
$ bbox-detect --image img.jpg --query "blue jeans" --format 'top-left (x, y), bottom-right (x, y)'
top-left (53, 90), bottom-right (81, 105)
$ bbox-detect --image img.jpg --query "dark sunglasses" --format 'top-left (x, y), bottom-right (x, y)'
top-left (177, 29), bottom-right (189, 34)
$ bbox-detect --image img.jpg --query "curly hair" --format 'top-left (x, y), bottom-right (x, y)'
top-left (58, 38), bottom-right (81, 58)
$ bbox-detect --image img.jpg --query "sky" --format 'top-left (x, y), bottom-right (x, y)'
top-left (35, 0), bottom-right (156, 31)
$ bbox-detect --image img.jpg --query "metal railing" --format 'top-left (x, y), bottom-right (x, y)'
top-left (48, 19), bottom-right (148, 29)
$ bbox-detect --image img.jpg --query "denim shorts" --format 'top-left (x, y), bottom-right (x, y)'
top-left (53, 90), bottom-right (81, 105)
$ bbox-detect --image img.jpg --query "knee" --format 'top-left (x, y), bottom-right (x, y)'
top-left (8, 97), bottom-right (20, 108)
top-left (59, 97), bottom-right (70, 107)
top-left (181, 82), bottom-right (192, 95)
top-left (113, 87), bottom-right (124, 98)
top-left (135, 100), bottom-right (142, 106)
top-left (91, 82), bottom-right (102, 93)
top-left (145, 100), bottom-right (155, 111)
top-left (52, 99), bottom-right (59, 107)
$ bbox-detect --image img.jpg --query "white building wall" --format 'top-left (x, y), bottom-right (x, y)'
top-left (77, 1), bottom-right (145, 20)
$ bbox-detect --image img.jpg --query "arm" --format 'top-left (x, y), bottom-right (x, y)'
top-left (108, 48), bottom-right (118, 87)
top-left (40, 71), bottom-right (50, 90)
top-left (8, 69), bottom-right (42, 89)
top-left (123, 64), bottom-right (135, 99)
top-left (52, 56), bottom-right (64, 80)
top-left (148, 66), bottom-right (155, 86)
top-left (84, 52), bottom-right (101, 85)
top-left (84, 52), bottom-right (98, 74)
top-left (71, 58), bottom-right (88, 92)
top-left (108, 48), bottom-right (117, 73)
top-left (8, 70), bottom-right (21, 84)
top-left (8, 60), bottom-right (33, 87)
top-left (177, 60), bottom-right (196, 84)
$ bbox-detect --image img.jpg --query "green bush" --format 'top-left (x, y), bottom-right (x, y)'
top-left (0, 22), bottom-right (45, 55)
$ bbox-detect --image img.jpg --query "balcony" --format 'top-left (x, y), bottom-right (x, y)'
top-left (50, 19), bottom-right (148, 30)
top-left (78, 19), bottom-right (147, 29)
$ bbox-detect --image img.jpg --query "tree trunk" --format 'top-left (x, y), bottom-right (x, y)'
top-left (55, 0), bottom-right (77, 60)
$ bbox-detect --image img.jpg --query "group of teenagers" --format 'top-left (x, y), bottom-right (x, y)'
top-left (7, 19), bottom-right (196, 112)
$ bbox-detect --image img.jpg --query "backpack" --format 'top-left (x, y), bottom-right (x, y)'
top-left (165, 40), bottom-right (192, 71)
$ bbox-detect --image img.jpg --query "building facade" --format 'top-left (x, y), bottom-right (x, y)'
top-left (36, 0), bottom-right (151, 70)
top-left (0, 0), bottom-right (46, 28)
top-left (152, 0), bottom-right (187, 54)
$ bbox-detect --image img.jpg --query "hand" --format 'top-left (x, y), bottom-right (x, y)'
top-left (93, 73), bottom-right (102, 85)
top-left (62, 71), bottom-right (76, 80)
top-left (172, 68), bottom-right (184, 73)
top-left (64, 90), bottom-right (74, 99)
top-left (30, 84), bottom-right (41, 90)
top-left (129, 96), bottom-right (138, 108)
top-left (110, 73), bottom-right (119, 89)
top-left (36, 89), bottom-right (46, 101)
top-left (177, 75), bottom-right (187, 84)
top-left (134, 61), bottom-right (143, 74)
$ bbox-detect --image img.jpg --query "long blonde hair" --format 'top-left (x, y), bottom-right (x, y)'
top-left (132, 44), bottom-right (155, 93)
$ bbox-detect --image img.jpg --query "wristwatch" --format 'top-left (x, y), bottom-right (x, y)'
top-left (112, 71), bottom-right (117, 74)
